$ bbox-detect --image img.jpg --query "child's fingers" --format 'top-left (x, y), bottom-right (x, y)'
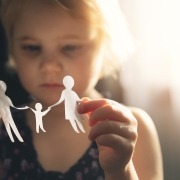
top-left (78, 98), bottom-right (129, 113)
top-left (96, 133), bottom-right (134, 158)
top-left (81, 97), bottom-right (91, 102)
top-left (88, 120), bottom-right (137, 142)
top-left (88, 104), bottom-right (136, 127)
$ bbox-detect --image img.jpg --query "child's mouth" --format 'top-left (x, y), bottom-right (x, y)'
top-left (40, 83), bottom-right (64, 89)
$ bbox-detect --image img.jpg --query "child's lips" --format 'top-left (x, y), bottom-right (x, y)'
top-left (40, 83), bottom-right (64, 89)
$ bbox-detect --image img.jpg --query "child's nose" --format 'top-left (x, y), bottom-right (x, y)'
top-left (39, 53), bottom-right (63, 73)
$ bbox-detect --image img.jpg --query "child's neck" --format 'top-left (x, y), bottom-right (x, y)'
top-left (25, 105), bottom-right (92, 173)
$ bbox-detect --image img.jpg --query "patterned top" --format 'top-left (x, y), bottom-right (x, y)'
top-left (0, 109), bottom-right (105, 180)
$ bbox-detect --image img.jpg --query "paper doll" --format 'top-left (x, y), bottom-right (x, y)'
top-left (0, 81), bottom-right (28, 142)
top-left (50, 76), bottom-right (85, 133)
top-left (29, 103), bottom-right (51, 133)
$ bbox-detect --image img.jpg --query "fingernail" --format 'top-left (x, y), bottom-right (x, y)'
top-left (77, 103), bottom-right (83, 113)
top-left (77, 100), bottom-right (82, 105)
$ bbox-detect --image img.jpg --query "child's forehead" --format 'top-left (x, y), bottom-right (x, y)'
top-left (13, 3), bottom-right (97, 41)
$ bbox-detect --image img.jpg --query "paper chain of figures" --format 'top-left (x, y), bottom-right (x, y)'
top-left (0, 76), bottom-right (85, 142)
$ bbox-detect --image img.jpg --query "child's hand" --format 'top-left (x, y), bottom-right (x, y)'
top-left (77, 98), bottom-right (138, 179)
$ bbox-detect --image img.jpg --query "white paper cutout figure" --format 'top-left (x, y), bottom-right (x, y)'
top-left (50, 76), bottom-right (85, 133)
top-left (0, 81), bottom-right (28, 142)
top-left (29, 103), bottom-right (51, 133)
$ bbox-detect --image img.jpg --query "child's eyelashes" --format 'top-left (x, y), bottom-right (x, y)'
top-left (21, 45), bottom-right (41, 57)
top-left (22, 45), bottom-right (41, 52)
top-left (61, 45), bottom-right (83, 57)
top-left (20, 44), bottom-right (84, 58)
top-left (62, 45), bottom-right (82, 51)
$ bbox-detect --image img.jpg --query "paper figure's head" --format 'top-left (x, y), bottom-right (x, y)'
top-left (35, 103), bottom-right (42, 111)
top-left (0, 81), bottom-right (7, 92)
top-left (1, 0), bottom-right (134, 78)
top-left (63, 76), bottom-right (74, 89)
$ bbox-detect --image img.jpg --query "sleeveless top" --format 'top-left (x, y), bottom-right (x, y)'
top-left (0, 108), bottom-right (105, 180)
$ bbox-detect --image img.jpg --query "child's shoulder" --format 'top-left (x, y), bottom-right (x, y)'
top-left (128, 106), bottom-right (161, 152)
top-left (128, 106), bottom-right (159, 141)
top-left (128, 106), bottom-right (163, 179)
top-left (128, 106), bottom-right (156, 134)
top-left (129, 106), bottom-right (161, 152)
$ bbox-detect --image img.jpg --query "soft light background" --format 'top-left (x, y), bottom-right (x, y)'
top-left (118, 0), bottom-right (180, 179)
top-left (0, 1), bottom-right (180, 179)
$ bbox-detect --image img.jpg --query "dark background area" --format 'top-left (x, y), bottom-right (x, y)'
top-left (0, 20), bottom-right (29, 106)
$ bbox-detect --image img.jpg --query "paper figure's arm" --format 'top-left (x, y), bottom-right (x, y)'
top-left (73, 92), bottom-right (82, 104)
top-left (6, 96), bottom-right (29, 110)
top-left (14, 106), bottom-right (29, 110)
top-left (29, 108), bottom-right (36, 113)
top-left (6, 96), bottom-right (14, 107)
top-left (72, 92), bottom-right (80, 101)
top-left (42, 107), bottom-right (51, 116)
top-left (49, 91), bottom-right (65, 108)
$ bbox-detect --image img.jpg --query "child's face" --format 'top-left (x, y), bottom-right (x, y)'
top-left (12, 3), bottom-right (104, 105)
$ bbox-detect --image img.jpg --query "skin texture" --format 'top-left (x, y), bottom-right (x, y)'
top-left (1, 2), bottom-right (163, 180)
top-left (77, 98), bottom-right (163, 180)
top-left (12, 3), bottom-right (103, 108)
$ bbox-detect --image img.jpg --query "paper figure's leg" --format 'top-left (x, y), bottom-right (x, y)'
top-left (39, 119), bottom-right (46, 132)
top-left (4, 123), bottom-right (14, 142)
top-left (69, 119), bottom-right (80, 133)
top-left (75, 119), bottom-right (85, 133)
top-left (36, 119), bottom-right (40, 133)
top-left (9, 120), bottom-right (24, 142)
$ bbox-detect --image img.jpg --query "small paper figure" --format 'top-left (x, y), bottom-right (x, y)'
top-left (50, 76), bottom-right (85, 133)
top-left (29, 103), bottom-right (51, 133)
top-left (0, 81), bottom-right (28, 142)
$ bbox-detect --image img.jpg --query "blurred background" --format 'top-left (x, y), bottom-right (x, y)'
top-left (118, 0), bottom-right (180, 179)
top-left (1, 0), bottom-right (180, 179)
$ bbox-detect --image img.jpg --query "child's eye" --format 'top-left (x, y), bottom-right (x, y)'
top-left (62, 45), bottom-right (81, 52)
top-left (21, 45), bottom-right (41, 57)
top-left (22, 45), bottom-right (41, 52)
top-left (61, 45), bottom-right (82, 57)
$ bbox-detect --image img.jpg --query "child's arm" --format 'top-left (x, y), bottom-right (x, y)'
top-left (77, 98), bottom-right (163, 180)
top-left (130, 107), bottom-right (163, 180)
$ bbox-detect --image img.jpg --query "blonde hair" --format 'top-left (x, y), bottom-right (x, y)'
top-left (0, 0), bottom-right (134, 77)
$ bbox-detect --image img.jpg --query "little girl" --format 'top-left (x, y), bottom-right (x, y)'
top-left (0, 0), bottom-right (163, 179)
